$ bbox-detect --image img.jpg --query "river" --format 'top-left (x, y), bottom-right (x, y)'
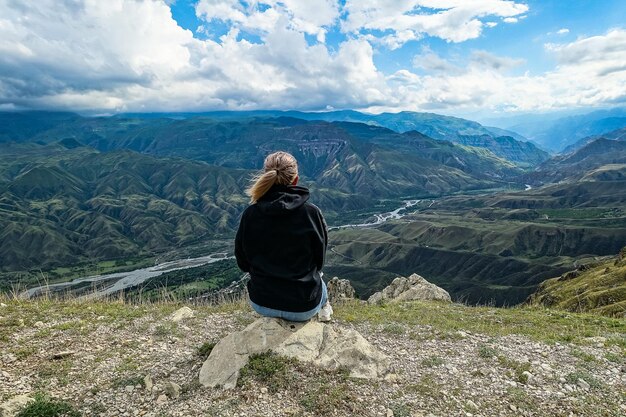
top-left (24, 199), bottom-right (423, 299)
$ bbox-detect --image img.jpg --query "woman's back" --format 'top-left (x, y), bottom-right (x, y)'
top-left (234, 151), bottom-right (329, 319)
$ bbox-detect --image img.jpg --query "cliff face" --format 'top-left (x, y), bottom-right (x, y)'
top-left (1, 299), bottom-right (624, 417)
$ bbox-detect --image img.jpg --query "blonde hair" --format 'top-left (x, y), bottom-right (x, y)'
top-left (246, 151), bottom-right (299, 203)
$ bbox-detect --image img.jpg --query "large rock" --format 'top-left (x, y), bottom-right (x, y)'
top-left (326, 277), bottom-right (356, 304)
top-left (0, 395), bottom-right (33, 417)
top-left (170, 306), bottom-right (194, 322)
top-left (368, 273), bottom-right (451, 304)
top-left (199, 317), bottom-right (389, 389)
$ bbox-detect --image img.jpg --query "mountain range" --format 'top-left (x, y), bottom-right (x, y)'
top-left (1, 110), bottom-right (624, 306)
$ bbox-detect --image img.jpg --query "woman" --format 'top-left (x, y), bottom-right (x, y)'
top-left (235, 151), bottom-right (332, 322)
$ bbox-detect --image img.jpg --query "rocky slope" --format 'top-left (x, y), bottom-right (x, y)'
top-left (0, 299), bottom-right (624, 417)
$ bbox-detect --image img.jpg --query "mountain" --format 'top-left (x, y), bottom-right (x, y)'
top-left (526, 138), bottom-right (626, 185)
top-left (116, 110), bottom-right (547, 167)
top-left (528, 248), bottom-right (626, 317)
top-left (561, 127), bottom-right (626, 155)
top-left (0, 114), bottom-right (526, 277)
top-left (505, 108), bottom-right (626, 152)
top-left (326, 165), bottom-right (626, 306)
top-left (0, 142), bottom-right (248, 273)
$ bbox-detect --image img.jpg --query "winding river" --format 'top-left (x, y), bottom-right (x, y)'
top-left (24, 199), bottom-right (423, 299)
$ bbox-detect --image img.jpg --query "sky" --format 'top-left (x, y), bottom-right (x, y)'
top-left (1, 0), bottom-right (625, 119)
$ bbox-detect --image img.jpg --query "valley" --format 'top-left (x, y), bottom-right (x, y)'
top-left (1, 111), bottom-right (625, 308)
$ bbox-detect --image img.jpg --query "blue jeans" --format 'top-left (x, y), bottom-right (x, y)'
top-left (249, 280), bottom-right (328, 322)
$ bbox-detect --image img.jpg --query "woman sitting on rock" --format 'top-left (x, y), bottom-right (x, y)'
top-left (235, 151), bottom-right (332, 322)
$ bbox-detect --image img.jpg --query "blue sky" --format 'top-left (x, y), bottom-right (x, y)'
top-left (1, 1), bottom-right (625, 117)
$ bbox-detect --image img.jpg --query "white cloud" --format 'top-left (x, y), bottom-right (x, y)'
top-left (0, 0), bottom-right (387, 112)
top-left (470, 50), bottom-right (525, 71)
top-left (412, 47), bottom-right (462, 74)
top-left (194, 0), bottom-right (339, 42)
top-left (0, 1), bottom-right (624, 115)
top-left (557, 28), bottom-right (569, 34)
top-left (342, 0), bottom-right (528, 44)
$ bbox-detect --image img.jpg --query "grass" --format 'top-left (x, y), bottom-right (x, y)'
top-left (564, 370), bottom-right (603, 389)
top-left (15, 393), bottom-right (81, 417)
top-left (237, 351), bottom-right (295, 393)
top-left (334, 300), bottom-right (626, 345)
top-left (196, 341), bottom-right (216, 359)
top-left (421, 355), bottom-right (445, 367)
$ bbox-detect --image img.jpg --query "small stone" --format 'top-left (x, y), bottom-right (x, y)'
top-left (522, 371), bottom-right (533, 383)
top-left (466, 400), bottom-right (478, 410)
top-left (125, 385), bottom-right (134, 393)
top-left (386, 409), bottom-right (394, 417)
top-left (509, 404), bottom-right (517, 411)
top-left (33, 321), bottom-right (44, 328)
top-left (155, 394), bottom-right (167, 404)
top-left (0, 303), bottom-right (7, 307)
top-left (50, 350), bottom-right (76, 360)
top-left (260, 387), bottom-right (268, 394)
top-left (577, 379), bottom-right (590, 390)
top-left (164, 381), bottom-right (181, 399)
top-left (143, 375), bottom-right (153, 392)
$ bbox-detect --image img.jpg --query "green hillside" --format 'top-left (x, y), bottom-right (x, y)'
top-left (528, 248), bottom-right (626, 317)
top-left (0, 142), bottom-right (249, 276)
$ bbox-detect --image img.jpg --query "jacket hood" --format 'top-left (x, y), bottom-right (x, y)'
top-left (256, 184), bottom-right (310, 214)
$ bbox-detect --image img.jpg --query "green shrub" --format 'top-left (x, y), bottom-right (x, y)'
top-left (16, 393), bottom-right (81, 417)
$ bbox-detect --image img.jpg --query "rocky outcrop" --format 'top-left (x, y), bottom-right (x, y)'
top-left (326, 277), bottom-right (356, 304)
top-left (170, 306), bottom-right (194, 322)
top-left (368, 273), bottom-right (451, 304)
top-left (198, 317), bottom-right (389, 389)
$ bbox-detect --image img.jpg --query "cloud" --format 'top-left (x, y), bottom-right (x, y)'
top-left (0, 1), bottom-right (624, 115)
top-left (342, 0), bottom-right (528, 44)
top-left (557, 28), bottom-right (569, 34)
top-left (194, 0), bottom-right (340, 42)
top-left (470, 50), bottom-right (525, 71)
top-left (412, 47), bottom-right (462, 74)
top-left (0, 0), bottom-right (388, 112)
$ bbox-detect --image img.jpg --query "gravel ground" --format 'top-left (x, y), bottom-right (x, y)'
top-left (1, 302), bottom-right (625, 417)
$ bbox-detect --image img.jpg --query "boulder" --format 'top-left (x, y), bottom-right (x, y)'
top-left (0, 395), bottom-right (33, 417)
top-left (199, 317), bottom-right (389, 389)
top-left (368, 273), bottom-right (451, 304)
top-left (170, 306), bottom-right (194, 322)
top-left (326, 277), bottom-right (356, 304)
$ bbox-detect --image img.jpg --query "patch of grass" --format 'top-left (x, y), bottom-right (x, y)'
top-left (404, 375), bottom-right (444, 399)
top-left (334, 300), bottom-right (626, 345)
top-left (16, 393), bottom-right (81, 417)
top-left (237, 351), bottom-right (295, 393)
top-left (153, 322), bottom-right (180, 338)
top-left (300, 380), bottom-right (359, 415)
top-left (565, 370), bottom-right (603, 389)
top-left (497, 356), bottom-right (531, 384)
top-left (111, 375), bottom-right (144, 389)
top-left (390, 403), bottom-right (412, 417)
top-left (604, 352), bottom-right (623, 363)
top-left (477, 344), bottom-right (498, 359)
top-left (382, 323), bottom-right (406, 335)
top-left (421, 355), bottom-right (445, 367)
top-left (196, 341), bottom-right (216, 358)
top-left (570, 348), bottom-right (597, 363)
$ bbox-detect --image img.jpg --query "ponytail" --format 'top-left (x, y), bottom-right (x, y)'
top-left (246, 170), bottom-right (278, 203)
top-left (246, 151), bottom-right (298, 203)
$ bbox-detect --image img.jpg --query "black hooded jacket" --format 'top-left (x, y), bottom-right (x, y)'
top-left (235, 184), bottom-right (328, 312)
